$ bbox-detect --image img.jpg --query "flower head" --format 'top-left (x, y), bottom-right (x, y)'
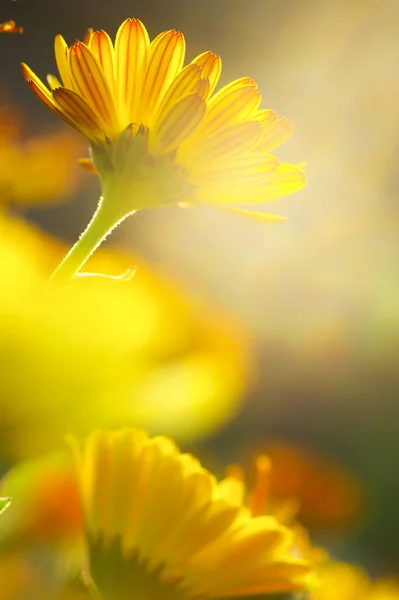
top-left (22, 18), bottom-right (305, 219)
top-left (73, 428), bottom-right (312, 600)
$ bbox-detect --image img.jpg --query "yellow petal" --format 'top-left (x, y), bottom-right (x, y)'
top-left (190, 51), bottom-right (222, 97)
top-left (201, 77), bottom-right (261, 136)
top-left (215, 206), bottom-right (287, 222)
top-left (184, 120), bottom-right (263, 166)
top-left (258, 162), bottom-right (307, 201)
top-left (254, 117), bottom-right (293, 153)
top-left (251, 108), bottom-right (278, 127)
top-left (197, 160), bottom-right (278, 201)
top-left (54, 34), bottom-right (72, 88)
top-left (202, 162), bottom-right (305, 205)
top-left (46, 74), bottom-right (62, 90)
top-left (83, 27), bottom-right (94, 46)
top-left (152, 93), bottom-right (206, 154)
top-left (139, 29), bottom-right (186, 127)
top-left (88, 30), bottom-right (116, 96)
top-left (115, 18), bottom-right (150, 128)
top-left (155, 63), bottom-right (203, 124)
top-left (68, 42), bottom-right (118, 134)
top-left (52, 87), bottom-right (106, 143)
top-left (21, 63), bottom-right (81, 134)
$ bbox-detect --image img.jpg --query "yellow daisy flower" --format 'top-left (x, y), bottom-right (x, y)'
top-left (21, 19), bottom-right (306, 281)
top-left (22, 18), bottom-right (304, 214)
top-left (73, 428), bottom-right (312, 600)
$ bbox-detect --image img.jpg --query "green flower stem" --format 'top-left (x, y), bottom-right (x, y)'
top-left (50, 195), bottom-right (131, 284)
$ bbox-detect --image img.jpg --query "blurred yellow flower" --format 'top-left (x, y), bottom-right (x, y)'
top-left (0, 102), bottom-right (84, 206)
top-left (73, 428), bottom-right (312, 600)
top-left (313, 562), bottom-right (399, 600)
top-left (0, 213), bottom-right (250, 458)
top-left (22, 18), bottom-right (305, 225)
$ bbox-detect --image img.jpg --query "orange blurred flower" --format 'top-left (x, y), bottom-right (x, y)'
top-left (0, 20), bottom-right (22, 34)
top-left (253, 442), bottom-right (364, 531)
top-left (0, 101), bottom-right (84, 206)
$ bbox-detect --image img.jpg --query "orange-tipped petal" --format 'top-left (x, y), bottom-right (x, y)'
top-left (52, 87), bottom-right (106, 142)
top-left (88, 30), bottom-right (116, 95)
top-left (152, 93), bottom-right (206, 154)
top-left (140, 29), bottom-right (186, 127)
top-left (190, 51), bottom-right (222, 98)
top-left (83, 27), bottom-right (94, 46)
top-left (68, 42), bottom-right (118, 134)
top-left (115, 18), bottom-right (150, 128)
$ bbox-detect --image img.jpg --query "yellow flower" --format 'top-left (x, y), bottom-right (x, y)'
top-left (73, 428), bottom-right (312, 600)
top-left (22, 18), bottom-right (305, 221)
top-left (0, 213), bottom-right (250, 458)
top-left (313, 562), bottom-right (399, 600)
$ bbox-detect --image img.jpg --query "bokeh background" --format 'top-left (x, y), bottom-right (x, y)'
top-left (2, 0), bottom-right (399, 576)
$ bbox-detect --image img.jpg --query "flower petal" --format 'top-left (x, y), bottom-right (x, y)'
top-left (197, 153), bottom-right (278, 192)
top-left (115, 18), bottom-right (150, 128)
top-left (190, 51), bottom-right (222, 98)
top-left (214, 206), bottom-right (286, 222)
top-left (182, 120), bottom-right (263, 167)
top-left (202, 162), bottom-right (306, 205)
top-left (251, 108), bottom-right (278, 127)
top-left (47, 74), bottom-right (62, 90)
top-left (54, 34), bottom-right (72, 88)
top-left (254, 117), bottom-right (293, 153)
top-left (155, 63), bottom-right (203, 124)
top-left (88, 30), bottom-right (116, 96)
top-left (69, 42), bottom-right (118, 135)
top-left (52, 87), bottom-right (106, 142)
top-left (151, 93), bottom-right (206, 154)
top-left (139, 29), bottom-right (186, 127)
top-left (201, 77), bottom-right (261, 136)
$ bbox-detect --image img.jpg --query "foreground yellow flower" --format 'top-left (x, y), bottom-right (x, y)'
top-left (74, 428), bottom-right (312, 600)
top-left (22, 18), bottom-right (306, 281)
top-left (0, 213), bottom-right (250, 458)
